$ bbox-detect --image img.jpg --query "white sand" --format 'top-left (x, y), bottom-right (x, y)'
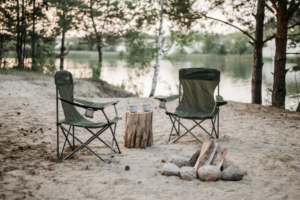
top-left (0, 72), bottom-right (300, 200)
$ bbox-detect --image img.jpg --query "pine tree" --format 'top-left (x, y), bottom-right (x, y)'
top-left (46, 0), bottom-right (83, 70)
top-left (80, 0), bottom-right (137, 80)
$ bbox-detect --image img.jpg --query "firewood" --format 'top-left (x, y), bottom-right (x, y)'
top-left (211, 146), bottom-right (227, 169)
top-left (187, 149), bottom-right (201, 167)
top-left (193, 139), bottom-right (218, 170)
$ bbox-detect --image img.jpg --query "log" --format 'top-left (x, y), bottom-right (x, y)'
top-left (124, 110), bottom-right (153, 148)
top-left (211, 146), bottom-right (227, 169)
top-left (187, 149), bottom-right (201, 167)
top-left (193, 139), bottom-right (218, 170)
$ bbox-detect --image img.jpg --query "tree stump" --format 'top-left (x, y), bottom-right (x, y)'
top-left (124, 110), bottom-right (153, 148)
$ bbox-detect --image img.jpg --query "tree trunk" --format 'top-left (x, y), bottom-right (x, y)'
top-left (251, 0), bottom-right (265, 104)
top-left (16, 0), bottom-right (22, 68)
top-left (272, 3), bottom-right (288, 109)
top-left (0, 34), bottom-right (3, 68)
top-left (60, 29), bottom-right (65, 70)
top-left (31, 0), bottom-right (36, 69)
top-left (149, 0), bottom-right (163, 97)
top-left (22, 0), bottom-right (26, 67)
top-left (97, 45), bottom-right (102, 63)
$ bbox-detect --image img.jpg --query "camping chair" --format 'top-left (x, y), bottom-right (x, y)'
top-left (155, 68), bottom-right (227, 144)
top-left (54, 70), bottom-right (121, 163)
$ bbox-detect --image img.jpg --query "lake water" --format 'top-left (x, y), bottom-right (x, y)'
top-left (59, 57), bottom-right (299, 110)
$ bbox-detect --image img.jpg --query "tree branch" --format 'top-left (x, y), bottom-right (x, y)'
top-left (259, 0), bottom-right (275, 14)
top-left (288, 33), bottom-right (300, 37)
top-left (287, 2), bottom-right (300, 17)
top-left (263, 34), bottom-right (276, 43)
top-left (286, 52), bottom-right (300, 55)
top-left (263, 23), bottom-right (300, 43)
top-left (269, 0), bottom-right (278, 11)
top-left (201, 14), bottom-right (255, 41)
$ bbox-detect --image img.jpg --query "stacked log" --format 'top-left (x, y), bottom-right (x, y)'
top-left (184, 139), bottom-right (244, 181)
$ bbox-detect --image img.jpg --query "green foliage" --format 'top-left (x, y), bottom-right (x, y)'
top-left (80, 0), bottom-right (136, 63)
top-left (201, 32), bottom-right (252, 55)
top-left (1, 0), bottom-right (51, 69)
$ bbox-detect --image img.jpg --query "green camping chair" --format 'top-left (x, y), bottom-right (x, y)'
top-left (54, 70), bottom-right (121, 163)
top-left (155, 68), bottom-right (227, 143)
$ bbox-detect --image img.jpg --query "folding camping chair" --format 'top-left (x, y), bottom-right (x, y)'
top-left (155, 68), bottom-right (227, 143)
top-left (54, 70), bottom-right (121, 163)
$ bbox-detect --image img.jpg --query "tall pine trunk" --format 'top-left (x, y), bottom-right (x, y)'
top-left (16, 0), bottom-right (22, 68)
top-left (60, 29), bottom-right (65, 70)
top-left (251, 0), bottom-right (265, 104)
top-left (272, 3), bottom-right (288, 109)
top-left (0, 34), bottom-right (3, 68)
top-left (149, 0), bottom-right (163, 97)
top-left (31, 0), bottom-right (36, 69)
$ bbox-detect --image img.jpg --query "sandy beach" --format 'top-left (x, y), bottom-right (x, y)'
top-left (0, 71), bottom-right (300, 200)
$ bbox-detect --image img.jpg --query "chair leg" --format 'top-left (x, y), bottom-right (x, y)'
top-left (60, 130), bottom-right (70, 159)
top-left (59, 126), bottom-right (76, 159)
top-left (57, 123), bottom-right (59, 159)
top-left (60, 126), bottom-right (73, 150)
top-left (178, 117), bottom-right (180, 136)
top-left (68, 125), bottom-right (75, 151)
top-left (108, 124), bottom-right (118, 163)
top-left (210, 118), bottom-right (217, 139)
top-left (175, 120), bottom-right (203, 142)
top-left (168, 123), bottom-right (174, 142)
top-left (217, 111), bottom-right (220, 139)
top-left (168, 116), bottom-right (179, 142)
top-left (171, 116), bottom-right (203, 144)
top-left (108, 123), bottom-right (121, 154)
top-left (85, 127), bottom-right (119, 153)
top-left (60, 125), bottom-right (108, 163)
top-left (193, 120), bottom-right (215, 139)
top-left (73, 126), bottom-right (75, 148)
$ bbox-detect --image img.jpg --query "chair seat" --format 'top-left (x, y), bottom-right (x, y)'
top-left (60, 117), bottom-right (122, 129)
top-left (166, 108), bottom-right (219, 120)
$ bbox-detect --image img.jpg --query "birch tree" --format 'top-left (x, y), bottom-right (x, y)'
top-left (149, 0), bottom-right (164, 97)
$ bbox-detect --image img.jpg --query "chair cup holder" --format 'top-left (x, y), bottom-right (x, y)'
top-left (159, 101), bottom-right (165, 109)
top-left (85, 108), bottom-right (95, 118)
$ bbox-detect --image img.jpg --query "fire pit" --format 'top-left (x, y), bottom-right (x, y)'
top-left (161, 139), bottom-right (244, 181)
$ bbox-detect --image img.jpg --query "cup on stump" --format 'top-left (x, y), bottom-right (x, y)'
top-left (143, 103), bottom-right (151, 112)
top-left (128, 104), bottom-right (138, 113)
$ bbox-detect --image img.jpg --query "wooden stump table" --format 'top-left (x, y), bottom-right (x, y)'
top-left (124, 110), bottom-right (153, 148)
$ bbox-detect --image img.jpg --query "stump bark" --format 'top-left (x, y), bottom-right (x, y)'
top-left (124, 110), bottom-right (153, 148)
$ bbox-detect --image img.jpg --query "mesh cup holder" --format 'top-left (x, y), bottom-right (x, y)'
top-left (159, 101), bottom-right (165, 109)
top-left (85, 108), bottom-right (95, 118)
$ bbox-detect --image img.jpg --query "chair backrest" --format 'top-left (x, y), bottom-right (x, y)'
top-left (176, 68), bottom-right (220, 113)
top-left (54, 70), bottom-right (84, 123)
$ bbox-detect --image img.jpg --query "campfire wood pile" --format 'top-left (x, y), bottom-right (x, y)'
top-left (161, 139), bottom-right (244, 181)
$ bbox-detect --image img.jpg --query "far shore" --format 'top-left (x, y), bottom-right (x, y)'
top-left (61, 51), bottom-right (300, 63)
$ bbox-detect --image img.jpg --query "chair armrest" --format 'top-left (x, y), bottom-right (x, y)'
top-left (74, 98), bottom-right (119, 110)
top-left (58, 98), bottom-right (100, 110)
top-left (155, 95), bottom-right (181, 102)
top-left (216, 95), bottom-right (227, 106)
